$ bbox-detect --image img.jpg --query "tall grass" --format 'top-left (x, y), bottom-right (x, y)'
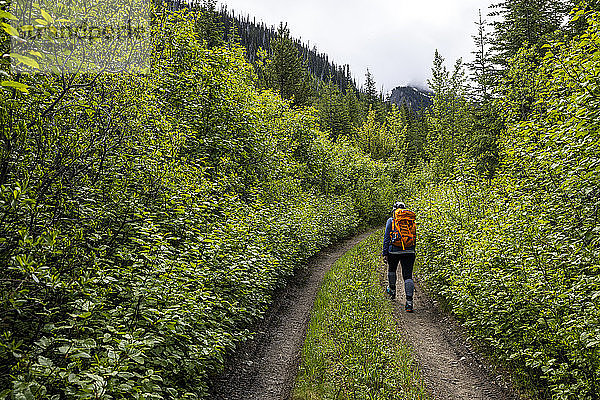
top-left (293, 231), bottom-right (429, 400)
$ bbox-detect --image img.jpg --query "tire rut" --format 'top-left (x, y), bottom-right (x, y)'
top-left (208, 230), bottom-right (375, 400)
top-left (380, 265), bottom-right (521, 400)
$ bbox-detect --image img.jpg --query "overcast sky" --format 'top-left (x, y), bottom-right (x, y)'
top-left (217, 0), bottom-right (495, 93)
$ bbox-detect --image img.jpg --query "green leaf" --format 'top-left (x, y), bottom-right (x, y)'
top-left (0, 10), bottom-right (17, 20)
top-left (1, 80), bottom-right (29, 93)
top-left (571, 9), bottom-right (585, 23)
top-left (58, 345), bottom-right (70, 354)
top-left (40, 9), bottom-right (53, 23)
top-left (1, 22), bottom-right (19, 36)
top-left (131, 354), bottom-right (145, 364)
top-left (9, 53), bottom-right (40, 69)
top-left (38, 356), bottom-right (53, 367)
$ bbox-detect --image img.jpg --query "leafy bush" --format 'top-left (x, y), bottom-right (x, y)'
top-left (415, 16), bottom-right (600, 397)
top-left (0, 7), bottom-right (402, 400)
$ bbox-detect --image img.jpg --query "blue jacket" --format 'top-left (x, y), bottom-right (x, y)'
top-left (382, 217), bottom-right (416, 256)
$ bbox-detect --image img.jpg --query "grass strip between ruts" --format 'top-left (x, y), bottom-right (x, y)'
top-left (292, 230), bottom-right (429, 400)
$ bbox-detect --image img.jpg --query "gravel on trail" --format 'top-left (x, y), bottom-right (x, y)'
top-left (381, 268), bottom-right (521, 400)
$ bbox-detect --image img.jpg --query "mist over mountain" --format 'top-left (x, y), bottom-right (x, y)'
top-left (388, 86), bottom-right (433, 113)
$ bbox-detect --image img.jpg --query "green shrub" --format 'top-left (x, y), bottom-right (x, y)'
top-left (414, 14), bottom-right (600, 398)
top-left (0, 7), bottom-right (402, 399)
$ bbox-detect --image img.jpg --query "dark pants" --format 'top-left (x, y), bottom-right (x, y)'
top-left (388, 253), bottom-right (416, 300)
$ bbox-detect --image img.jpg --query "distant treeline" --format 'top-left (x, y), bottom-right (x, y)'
top-left (167, 0), bottom-right (357, 94)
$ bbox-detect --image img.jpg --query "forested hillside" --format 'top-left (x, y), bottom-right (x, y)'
top-left (388, 86), bottom-right (433, 113)
top-left (168, 0), bottom-right (357, 94)
top-left (2, 0), bottom-right (600, 398)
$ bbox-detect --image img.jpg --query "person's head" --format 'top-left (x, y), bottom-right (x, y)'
top-left (393, 201), bottom-right (406, 211)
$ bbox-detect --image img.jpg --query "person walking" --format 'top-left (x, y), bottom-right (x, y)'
top-left (382, 201), bottom-right (416, 312)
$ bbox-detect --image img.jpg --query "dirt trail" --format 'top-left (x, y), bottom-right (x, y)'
top-left (210, 230), bottom-right (520, 400)
top-left (381, 268), bottom-right (520, 400)
top-left (209, 230), bottom-right (375, 400)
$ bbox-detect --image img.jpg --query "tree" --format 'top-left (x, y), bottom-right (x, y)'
top-left (317, 82), bottom-right (352, 142)
top-left (469, 9), bottom-right (495, 100)
top-left (266, 23), bottom-right (312, 106)
top-left (563, 1), bottom-right (600, 38)
top-left (426, 50), bottom-right (450, 172)
top-left (399, 104), bottom-right (429, 166)
top-left (426, 50), bottom-right (472, 179)
top-left (489, 0), bottom-right (568, 71)
top-left (360, 68), bottom-right (388, 123)
top-left (498, 45), bottom-right (541, 123)
top-left (344, 83), bottom-right (363, 129)
top-left (364, 68), bottom-right (378, 105)
top-left (196, 0), bottom-right (225, 48)
top-left (468, 102), bottom-right (501, 182)
top-left (355, 106), bottom-right (395, 160)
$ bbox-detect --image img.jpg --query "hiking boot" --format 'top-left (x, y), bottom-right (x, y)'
top-left (405, 300), bottom-right (414, 313)
top-left (386, 286), bottom-right (396, 299)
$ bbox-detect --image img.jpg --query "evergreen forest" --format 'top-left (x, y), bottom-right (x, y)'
top-left (1, 0), bottom-right (600, 399)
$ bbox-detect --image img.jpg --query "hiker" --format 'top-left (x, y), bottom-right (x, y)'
top-left (382, 201), bottom-right (416, 312)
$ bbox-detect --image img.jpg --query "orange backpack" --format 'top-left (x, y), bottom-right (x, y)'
top-left (390, 209), bottom-right (416, 249)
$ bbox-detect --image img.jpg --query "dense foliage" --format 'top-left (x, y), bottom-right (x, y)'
top-left (294, 232), bottom-right (428, 400)
top-left (413, 9), bottom-right (600, 399)
top-left (4, 0), bottom-right (600, 397)
top-left (0, 5), bottom-right (403, 399)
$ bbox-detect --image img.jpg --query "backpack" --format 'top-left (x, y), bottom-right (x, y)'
top-left (390, 209), bottom-right (416, 250)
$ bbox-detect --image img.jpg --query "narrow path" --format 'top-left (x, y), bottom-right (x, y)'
top-left (380, 266), bottom-right (520, 400)
top-left (210, 230), bottom-right (520, 400)
top-left (209, 229), bottom-right (375, 400)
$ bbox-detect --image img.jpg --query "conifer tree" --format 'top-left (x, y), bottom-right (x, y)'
top-left (401, 105), bottom-right (429, 166)
top-left (469, 102), bottom-right (501, 182)
top-left (489, 0), bottom-right (568, 70)
top-left (469, 9), bottom-right (495, 100)
top-left (426, 50), bottom-right (450, 170)
top-left (317, 82), bottom-right (352, 142)
top-left (426, 50), bottom-right (472, 179)
top-left (196, 0), bottom-right (225, 48)
top-left (363, 69), bottom-right (378, 106)
top-left (466, 11), bottom-right (503, 181)
top-left (344, 83), bottom-right (363, 129)
top-left (267, 23), bottom-right (312, 106)
top-left (361, 69), bottom-right (388, 123)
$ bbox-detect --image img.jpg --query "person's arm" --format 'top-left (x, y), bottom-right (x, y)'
top-left (382, 218), bottom-right (392, 258)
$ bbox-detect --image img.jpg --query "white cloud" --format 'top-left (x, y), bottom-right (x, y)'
top-left (219, 0), bottom-right (494, 92)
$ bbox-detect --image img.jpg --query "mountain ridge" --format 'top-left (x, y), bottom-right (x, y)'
top-left (388, 86), bottom-right (433, 113)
